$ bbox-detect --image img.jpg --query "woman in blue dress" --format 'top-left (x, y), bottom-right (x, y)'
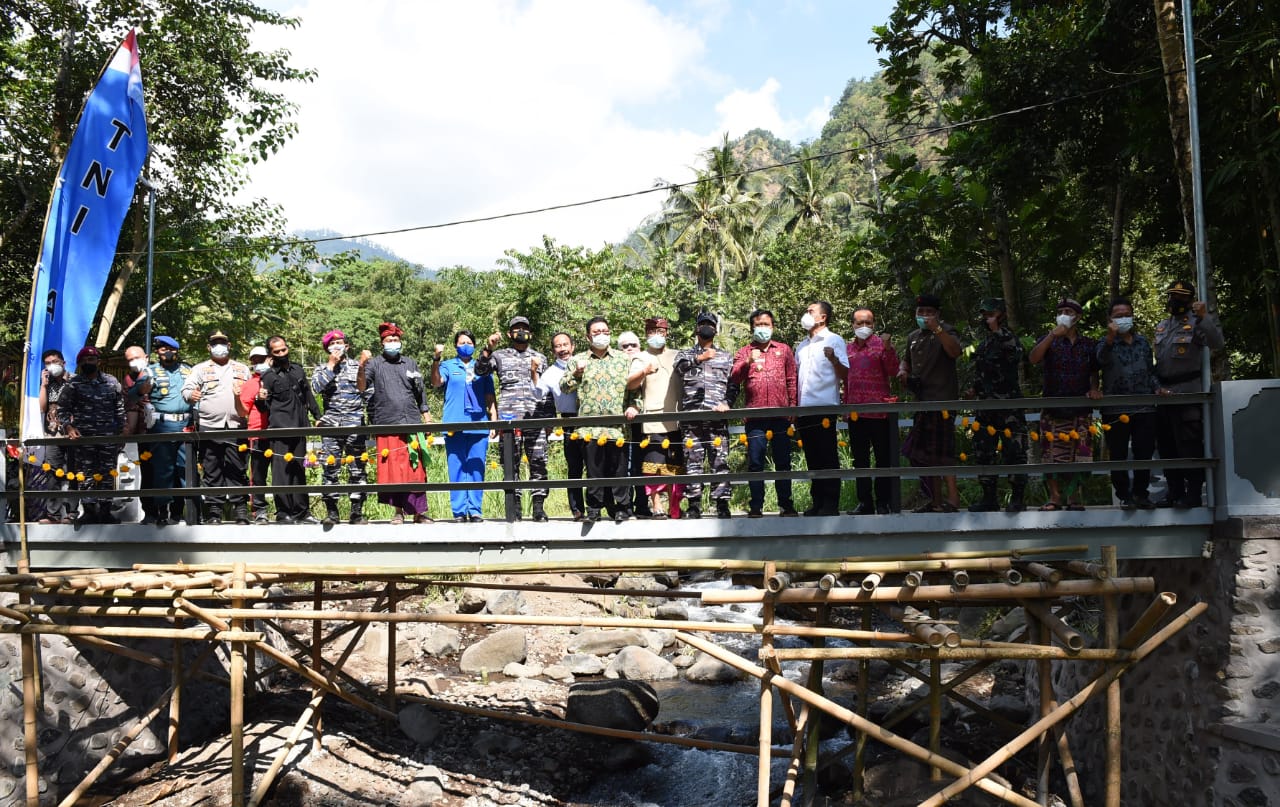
top-left (431, 330), bottom-right (496, 522)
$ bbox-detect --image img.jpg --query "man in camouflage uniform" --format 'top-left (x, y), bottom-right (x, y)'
top-left (967, 298), bottom-right (1028, 512)
top-left (57, 346), bottom-right (125, 524)
top-left (312, 328), bottom-right (371, 525)
top-left (475, 315), bottom-right (550, 521)
top-left (1153, 280), bottom-right (1223, 508)
top-left (139, 335), bottom-right (192, 525)
top-left (674, 312), bottom-right (734, 519)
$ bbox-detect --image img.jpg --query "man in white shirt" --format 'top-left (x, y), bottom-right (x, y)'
top-left (794, 300), bottom-right (849, 516)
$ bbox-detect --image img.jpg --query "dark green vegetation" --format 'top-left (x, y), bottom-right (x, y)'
top-left (2, 1), bottom-right (1277, 411)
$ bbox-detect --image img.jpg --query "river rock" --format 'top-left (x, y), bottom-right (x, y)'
top-left (565, 679), bottom-right (660, 730)
top-left (484, 590), bottom-right (524, 615)
top-left (403, 765), bottom-right (445, 806)
top-left (455, 588), bottom-right (487, 614)
top-left (398, 704), bottom-right (440, 745)
top-left (560, 653), bottom-right (606, 675)
top-left (655, 602), bottom-right (689, 620)
top-left (459, 628), bottom-right (527, 674)
top-left (420, 624), bottom-right (462, 658)
top-left (989, 607), bottom-right (1025, 640)
top-left (567, 629), bottom-right (647, 656)
top-left (543, 664), bottom-right (573, 682)
top-left (684, 653), bottom-right (744, 684)
top-left (502, 661), bottom-right (542, 678)
top-left (605, 646), bottom-right (678, 681)
top-left (988, 693), bottom-right (1031, 724)
top-left (641, 629), bottom-right (675, 653)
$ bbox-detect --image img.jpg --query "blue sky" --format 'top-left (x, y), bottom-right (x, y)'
top-left (246, 1), bottom-right (898, 268)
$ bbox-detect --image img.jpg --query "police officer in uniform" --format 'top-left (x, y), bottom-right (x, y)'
top-left (139, 335), bottom-right (192, 525)
top-left (967, 298), bottom-right (1028, 512)
top-left (674, 312), bottom-right (734, 519)
top-left (312, 329), bottom-right (371, 525)
top-left (475, 315), bottom-right (550, 521)
top-left (1153, 280), bottom-right (1223, 508)
top-left (57, 346), bottom-right (125, 524)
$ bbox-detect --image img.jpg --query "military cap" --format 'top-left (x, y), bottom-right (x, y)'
top-left (695, 311), bottom-right (718, 326)
top-left (978, 297), bottom-right (1007, 313)
top-left (207, 330), bottom-right (230, 344)
top-left (508, 315), bottom-right (532, 330)
top-left (644, 317), bottom-right (670, 331)
top-left (1165, 280), bottom-right (1195, 298)
top-left (1057, 297), bottom-right (1084, 315)
top-left (153, 335), bottom-right (180, 350)
top-left (914, 293), bottom-right (942, 310)
top-left (75, 345), bottom-right (100, 362)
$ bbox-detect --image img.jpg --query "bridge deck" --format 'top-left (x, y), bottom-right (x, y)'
top-left (4, 507), bottom-right (1213, 570)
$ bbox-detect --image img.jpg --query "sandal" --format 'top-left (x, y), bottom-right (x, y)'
top-left (413, 514), bottom-right (433, 524)
top-left (389, 513), bottom-right (405, 525)
top-left (1039, 502), bottom-right (1062, 512)
top-left (912, 502), bottom-right (939, 513)
top-left (939, 502), bottom-right (958, 513)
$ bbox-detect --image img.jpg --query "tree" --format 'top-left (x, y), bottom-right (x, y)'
top-left (777, 145), bottom-right (854, 232)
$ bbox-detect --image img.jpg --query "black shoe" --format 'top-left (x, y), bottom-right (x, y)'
top-left (349, 510), bottom-right (369, 525)
top-left (1176, 495), bottom-right (1202, 509)
top-left (802, 506), bottom-right (825, 517)
top-left (614, 510), bottom-right (633, 524)
top-left (778, 506), bottom-right (799, 517)
top-left (967, 501), bottom-right (999, 513)
top-left (715, 500), bottom-right (731, 519)
top-left (685, 503), bottom-right (702, 520)
top-left (253, 512), bottom-right (268, 525)
top-left (98, 509), bottom-right (120, 525)
top-left (531, 504), bottom-right (548, 523)
top-left (469, 515), bottom-right (485, 523)
top-left (747, 508), bottom-right (764, 519)
top-left (275, 515), bottom-right (296, 524)
top-left (454, 515), bottom-right (468, 523)
top-left (296, 514), bottom-right (320, 525)
top-left (1133, 494), bottom-right (1155, 510)
top-left (875, 504), bottom-right (892, 515)
top-left (322, 504), bottom-right (340, 527)
top-left (571, 510), bottom-right (584, 522)
top-left (155, 517), bottom-right (170, 527)
top-left (584, 509), bottom-right (601, 523)
top-left (848, 503), bottom-right (876, 516)
top-left (1155, 497), bottom-right (1179, 508)
top-left (1119, 496), bottom-right (1136, 511)
top-left (1004, 501), bottom-right (1026, 513)
top-left (634, 511), bottom-right (652, 520)
top-left (233, 508), bottom-right (250, 525)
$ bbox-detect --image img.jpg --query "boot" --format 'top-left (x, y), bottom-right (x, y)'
top-left (233, 505), bottom-right (250, 525)
top-left (348, 501), bottom-right (368, 525)
top-left (531, 500), bottom-right (548, 522)
top-left (322, 500), bottom-right (340, 527)
top-left (685, 500), bottom-right (702, 519)
top-left (203, 505), bottom-right (223, 525)
top-left (1006, 482), bottom-right (1026, 513)
top-left (715, 499), bottom-right (731, 519)
top-left (97, 502), bottom-right (120, 524)
top-left (968, 478), bottom-right (999, 512)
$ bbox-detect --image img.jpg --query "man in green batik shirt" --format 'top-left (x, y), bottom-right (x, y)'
top-left (560, 316), bottom-right (646, 523)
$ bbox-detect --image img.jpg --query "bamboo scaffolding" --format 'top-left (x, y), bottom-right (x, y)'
top-left (230, 563), bottom-right (247, 807)
top-left (259, 618), bottom-right (380, 704)
top-left (764, 646), bottom-right (1132, 662)
top-left (21, 606), bottom-right (38, 807)
top-left (917, 602), bottom-right (1207, 807)
top-left (929, 604), bottom-right (942, 781)
top-left (1039, 602), bottom-right (1085, 807)
top-left (851, 608), bottom-right (872, 800)
top-left (878, 659), bottom-right (1024, 737)
top-left (63, 632), bottom-right (227, 688)
top-left (1021, 600), bottom-right (1086, 653)
top-left (0, 624), bottom-right (262, 641)
top-left (801, 605), bottom-right (826, 803)
top-left (385, 583), bottom-right (398, 724)
top-left (777, 703), bottom-right (810, 807)
top-left (676, 631), bottom-right (1044, 807)
top-left (701, 577), bottom-right (1156, 605)
top-left (169, 617), bottom-right (182, 764)
top-left (1033, 610), bottom-right (1051, 804)
top-left (248, 689), bottom-right (325, 807)
top-left (311, 578), bottom-right (324, 755)
top-left (1023, 562), bottom-right (1062, 585)
top-left (1067, 560), bottom-right (1109, 580)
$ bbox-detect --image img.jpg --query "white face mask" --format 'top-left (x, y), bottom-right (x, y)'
top-left (1113, 317), bottom-right (1134, 333)
top-left (253, 362), bottom-right (270, 374)
top-left (801, 312), bottom-right (817, 331)
top-left (210, 344), bottom-right (230, 359)
top-left (47, 363), bottom-right (65, 378)
top-left (854, 326), bottom-right (874, 341)
top-left (328, 344), bottom-right (345, 356)
top-left (383, 341), bottom-right (402, 355)
top-left (591, 333), bottom-right (611, 350)
top-left (646, 334), bottom-right (666, 350)
top-left (128, 358), bottom-right (148, 372)
top-left (1056, 314), bottom-right (1076, 329)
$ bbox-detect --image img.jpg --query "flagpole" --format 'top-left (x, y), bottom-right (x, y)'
top-left (141, 175), bottom-right (156, 351)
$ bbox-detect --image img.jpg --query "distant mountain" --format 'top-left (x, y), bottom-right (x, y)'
top-left (290, 229), bottom-right (437, 278)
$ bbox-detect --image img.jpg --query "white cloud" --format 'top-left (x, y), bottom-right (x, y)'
top-left (713, 78), bottom-right (830, 143)
top-left (244, 0), bottom-right (822, 270)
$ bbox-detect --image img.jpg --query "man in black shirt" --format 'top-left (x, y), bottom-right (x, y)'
top-left (257, 336), bottom-right (321, 522)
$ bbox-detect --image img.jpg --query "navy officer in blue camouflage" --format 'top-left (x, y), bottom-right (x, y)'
top-left (674, 312), bottom-right (734, 519)
top-left (312, 328), bottom-right (372, 525)
top-left (475, 315), bottom-right (550, 521)
top-left (57, 346), bottom-right (125, 524)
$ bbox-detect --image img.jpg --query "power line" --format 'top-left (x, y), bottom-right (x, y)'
top-left (155, 70), bottom-right (1165, 259)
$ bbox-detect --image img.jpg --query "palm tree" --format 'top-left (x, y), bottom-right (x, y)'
top-left (779, 145), bottom-right (854, 232)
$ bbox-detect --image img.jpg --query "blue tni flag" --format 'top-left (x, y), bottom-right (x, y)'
top-left (23, 29), bottom-right (148, 441)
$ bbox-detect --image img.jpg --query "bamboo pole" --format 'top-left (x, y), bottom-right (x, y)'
top-left (880, 658), bottom-right (1024, 737)
top-left (21, 606), bottom-right (39, 807)
top-left (852, 608), bottom-right (871, 800)
top-left (259, 618), bottom-right (379, 703)
top-left (1021, 600), bottom-right (1086, 653)
top-left (1120, 592), bottom-right (1177, 649)
top-left (57, 688), bottom-right (174, 807)
top-left (312, 577), bottom-right (324, 755)
top-left (1043, 610), bottom-right (1086, 807)
top-left (3, 585), bottom-right (267, 600)
top-left (778, 703), bottom-right (811, 807)
top-left (929, 604), bottom-right (942, 781)
top-left (676, 631), bottom-right (1043, 807)
top-left (764, 646), bottom-right (1133, 662)
top-left (1067, 560), bottom-right (1109, 580)
top-left (0, 605), bottom-right (31, 623)
top-left (916, 602), bottom-right (1208, 807)
top-left (1023, 562), bottom-right (1061, 585)
top-left (1103, 546), bottom-right (1121, 807)
top-left (169, 616), bottom-right (182, 763)
top-left (0, 624), bottom-right (262, 641)
top-left (1034, 610), bottom-right (1051, 805)
top-left (386, 582), bottom-right (398, 725)
top-left (701, 577), bottom-right (1156, 605)
top-left (801, 605), bottom-right (827, 806)
top-left (248, 689), bottom-right (325, 807)
top-left (860, 573), bottom-right (882, 592)
top-left (952, 570), bottom-right (970, 589)
top-left (230, 562), bottom-right (246, 807)
top-left (903, 571), bottom-right (923, 589)
top-left (766, 570), bottom-right (792, 594)
top-left (1004, 569), bottom-right (1023, 585)
top-left (759, 562), bottom-right (777, 807)
top-left (817, 573), bottom-right (839, 591)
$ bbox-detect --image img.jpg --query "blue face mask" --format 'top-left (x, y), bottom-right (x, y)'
top-left (456, 343), bottom-right (475, 360)
top-left (916, 316), bottom-right (927, 329)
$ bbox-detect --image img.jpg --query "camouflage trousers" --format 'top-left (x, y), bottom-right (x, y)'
top-left (971, 409), bottom-right (1028, 485)
top-left (68, 442), bottom-right (121, 506)
top-left (320, 433), bottom-right (369, 503)
top-left (682, 421), bottom-right (731, 502)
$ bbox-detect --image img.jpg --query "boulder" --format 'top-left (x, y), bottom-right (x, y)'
top-left (420, 624), bottom-right (462, 658)
top-left (484, 590), bottom-right (524, 615)
top-left (565, 679), bottom-right (660, 731)
top-left (458, 628), bottom-right (527, 674)
top-left (502, 661), bottom-right (543, 679)
top-left (605, 646), bottom-right (678, 681)
top-left (560, 654), bottom-right (606, 675)
top-left (989, 607), bottom-right (1025, 640)
top-left (641, 629), bottom-right (675, 653)
top-left (543, 664), bottom-right (574, 682)
top-left (403, 765), bottom-right (445, 806)
top-left (455, 588), bottom-right (487, 614)
top-left (566, 629), bottom-right (648, 656)
top-left (988, 693), bottom-right (1031, 724)
top-left (655, 602), bottom-right (689, 621)
top-left (398, 704), bottom-right (440, 745)
top-left (684, 653), bottom-right (744, 684)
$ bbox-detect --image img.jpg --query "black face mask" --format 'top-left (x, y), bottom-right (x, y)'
top-left (697, 325), bottom-right (716, 340)
top-left (511, 330), bottom-right (531, 344)
top-left (80, 363), bottom-right (98, 374)
top-left (1168, 297), bottom-right (1189, 315)
top-left (272, 354), bottom-right (289, 366)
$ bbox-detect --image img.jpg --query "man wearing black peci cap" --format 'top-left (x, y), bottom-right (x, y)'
top-left (1152, 280), bottom-right (1223, 508)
